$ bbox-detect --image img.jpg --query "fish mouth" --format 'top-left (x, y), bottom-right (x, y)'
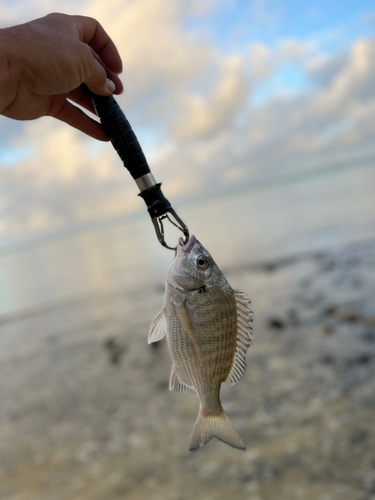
top-left (179, 235), bottom-right (196, 254)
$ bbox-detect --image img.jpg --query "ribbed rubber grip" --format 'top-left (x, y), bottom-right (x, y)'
top-left (138, 183), bottom-right (172, 218)
top-left (88, 89), bottom-right (150, 180)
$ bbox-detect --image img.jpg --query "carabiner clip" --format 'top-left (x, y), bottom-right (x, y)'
top-left (137, 181), bottom-right (189, 250)
top-left (152, 208), bottom-right (190, 250)
top-left (86, 87), bottom-right (190, 250)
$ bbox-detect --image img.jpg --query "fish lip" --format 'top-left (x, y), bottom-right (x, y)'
top-left (179, 235), bottom-right (196, 254)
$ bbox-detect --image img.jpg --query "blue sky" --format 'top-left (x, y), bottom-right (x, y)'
top-left (1, 0), bottom-right (375, 239)
top-left (190, 0), bottom-right (375, 49)
top-left (187, 0), bottom-right (375, 104)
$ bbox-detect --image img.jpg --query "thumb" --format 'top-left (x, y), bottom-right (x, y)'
top-left (83, 51), bottom-right (116, 96)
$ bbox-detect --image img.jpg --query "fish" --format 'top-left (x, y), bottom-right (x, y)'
top-left (148, 235), bottom-right (253, 451)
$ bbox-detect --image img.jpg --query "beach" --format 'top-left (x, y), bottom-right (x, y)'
top-left (0, 161), bottom-right (375, 500)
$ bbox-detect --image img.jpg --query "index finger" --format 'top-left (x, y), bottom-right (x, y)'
top-left (72, 15), bottom-right (123, 74)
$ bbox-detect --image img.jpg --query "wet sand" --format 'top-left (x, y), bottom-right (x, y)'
top-left (0, 238), bottom-right (375, 500)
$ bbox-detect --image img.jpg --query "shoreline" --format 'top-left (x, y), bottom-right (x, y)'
top-left (0, 237), bottom-right (374, 499)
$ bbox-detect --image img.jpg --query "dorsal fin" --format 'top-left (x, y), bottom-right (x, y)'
top-left (148, 308), bottom-right (167, 344)
top-left (225, 291), bottom-right (253, 385)
top-left (170, 365), bottom-right (196, 394)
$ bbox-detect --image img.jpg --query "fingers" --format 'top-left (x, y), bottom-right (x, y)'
top-left (52, 99), bottom-right (110, 141)
top-left (84, 54), bottom-right (116, 96)
top-left (47, 14), bottom-right (123, 97)
top-left (103, 68), bottom-right (123, 95)
top-left (89, 48), bottom-right (123, 95)
top-left (72, 15), bottom-right (123, 75)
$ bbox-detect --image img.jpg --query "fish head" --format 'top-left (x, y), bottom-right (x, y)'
top-left (167, 235), bottom-right (222, 292)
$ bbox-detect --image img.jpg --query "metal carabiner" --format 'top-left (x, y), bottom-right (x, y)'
top-left (87, 86), bottom-right (190, 251)
top-left (152, 208), bottom-right (190, 250)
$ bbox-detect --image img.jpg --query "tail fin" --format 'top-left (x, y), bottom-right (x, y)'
top-left (189, 410), bottom-right (246, 451)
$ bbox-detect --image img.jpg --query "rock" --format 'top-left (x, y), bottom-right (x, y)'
top-left (287, 308), bottom-right (299, 326)
top-left (300, 277), bottom-right (312, 288)
top-left (320, 259), bottom-right (336, 272)
top-left (321, 354), bottom-right (335, 365)
top-left (356, 354), bottom-right (373, 366)
top-left (150, 340), bottom-right (161, 349)
top-left (361, 316), bottom-right (375, 327)
top-left (262, 262), bottom-right (277, 272)
top-left (321, 324), bottom-right (333, 335)
top-left (104, 338), bottom-right (126, 365)
top-left (363, 332), bottom-right (375, 342)
top-left (267, 318), bottom-right (285, 330)
top-left (157, 380), bottom-right (169, 391)
top-left (323, 305), bottom-right (337, 316)
top-left (332, 307), bottom-right (358, 322)
top-left (351, 278), bottom-right (362, 288)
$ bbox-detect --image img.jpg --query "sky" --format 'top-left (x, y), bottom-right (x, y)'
top-left (0, 0), bottom-right (375, 242)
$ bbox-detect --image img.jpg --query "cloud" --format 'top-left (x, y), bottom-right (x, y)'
top-left (250, 0), bottom-right (283, 27)
top-left (0, 0), bottom-right (218, 237)
top-left (315, 39), bottom-right (375, 110)
top-left (248, 42), bottom-right (275, 78)
top-left (172, 55), bottom-right (249, 139)
top-left (156, 35), bottom-right (375, 194)
top-left (86, 0), bottom-right (215, 103)
top-left (1, 1), bottom-right (375, 241)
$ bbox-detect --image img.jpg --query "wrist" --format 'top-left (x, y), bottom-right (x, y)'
top-left (0, 27), bottom-right (24, 116)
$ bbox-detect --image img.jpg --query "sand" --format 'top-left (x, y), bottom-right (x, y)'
top-left (0, 238), bottom-right (375, 500)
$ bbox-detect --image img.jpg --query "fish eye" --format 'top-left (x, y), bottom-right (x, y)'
top-left (196, 255), bottom-right (209, 268)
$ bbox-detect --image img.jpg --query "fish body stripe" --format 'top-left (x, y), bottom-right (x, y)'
top-left (166, 283), bottom-right (237, 412)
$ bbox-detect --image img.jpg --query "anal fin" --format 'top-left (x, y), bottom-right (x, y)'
top-left (170, 365), bottom-right (196, 394)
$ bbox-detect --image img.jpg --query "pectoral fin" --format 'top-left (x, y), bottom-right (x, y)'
top-left (173, 299), bottom-right (202, 362)
top-left (148, 308), bottom-right (167, 344)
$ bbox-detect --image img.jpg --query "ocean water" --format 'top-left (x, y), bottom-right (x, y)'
top-left (0, 160), bottom-right (374, 317)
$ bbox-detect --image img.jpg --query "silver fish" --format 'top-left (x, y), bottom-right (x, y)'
top-left (148, 235), bottom-right (253, 451)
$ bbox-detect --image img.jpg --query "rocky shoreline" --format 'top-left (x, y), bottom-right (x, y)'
top-left (0, 238), bottom-right (374, 500)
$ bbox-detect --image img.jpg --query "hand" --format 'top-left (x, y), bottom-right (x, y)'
top-left (0, 13), bottom-right (123, 140)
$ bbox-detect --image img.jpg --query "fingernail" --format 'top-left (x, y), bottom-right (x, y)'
top-left (105, 78), bottom-right (116, 94)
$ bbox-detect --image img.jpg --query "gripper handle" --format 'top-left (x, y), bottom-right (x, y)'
top-left (87, 88), bottom-right (150, 181)
top-left (86, 86), bottom-right (172, 218)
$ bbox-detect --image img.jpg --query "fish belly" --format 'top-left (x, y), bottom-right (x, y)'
top-left (166, 285), bottom-right (237, 410)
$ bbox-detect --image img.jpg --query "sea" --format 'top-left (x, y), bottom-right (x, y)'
top-left (0, 157), bottom-right (374, 318)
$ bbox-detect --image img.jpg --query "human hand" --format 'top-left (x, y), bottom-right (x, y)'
top-left (0, 13), bottom-right (123, 140)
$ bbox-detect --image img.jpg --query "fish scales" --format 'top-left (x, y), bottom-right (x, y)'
top-left (148, 235), bottom-right (253, 451)
top-left (167, 286), bottom-right (236, 407)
